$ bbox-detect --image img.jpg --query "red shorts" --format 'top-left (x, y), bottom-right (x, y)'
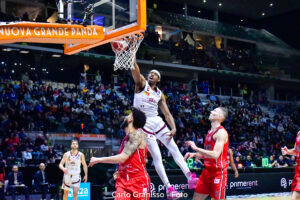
top-left (195, 168), bottom-right (228, 199)
top-left (115, 175), bottom-right (151, 200)
top-left (292, 167), bottom-right (300, 192)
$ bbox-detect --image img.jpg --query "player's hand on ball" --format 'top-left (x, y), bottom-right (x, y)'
top-left (83, 175), bottom-right (88, 183)
top-left (88, 157), bottom-right (98, 167)
top-left (281, 146), bottom-right (288, 155)
top-left (62, 168), bottom-right (68, 174)
top-left (185, 141), bottom-right (197, 150)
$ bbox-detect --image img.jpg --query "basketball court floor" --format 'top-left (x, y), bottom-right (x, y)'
top-left (4, 192), bottom-right (291, 200)
top-left (227, 192), bottom-right (290, 200)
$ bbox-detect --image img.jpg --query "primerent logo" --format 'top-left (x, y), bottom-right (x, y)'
top-left (229, 180), bottom-right (259, 189)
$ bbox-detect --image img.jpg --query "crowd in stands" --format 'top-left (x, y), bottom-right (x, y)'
top-left (1, 68), bottom-right (300, 171)
top-left (143, 29), bottom-right (259, 74)
top-left (0, 12), bottom-right (47, 23)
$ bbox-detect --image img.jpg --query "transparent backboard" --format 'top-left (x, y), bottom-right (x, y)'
top-left (68, 0), bottom-right (138, 34)
top-left (64, 0), bottom-right (146, 55)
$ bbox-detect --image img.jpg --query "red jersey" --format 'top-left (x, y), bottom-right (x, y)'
top-left (118, 133), bottom-right (149, 180)
top-left (295, 131), bottom-right (300, 166)
top-left (204, 125), bottom-right (229, 171)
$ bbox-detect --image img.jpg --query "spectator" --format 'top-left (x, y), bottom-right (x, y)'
top-left (33, 163), bottom-right (56, 200)
top-left (46, 147), bottom-right (57, 163)
top-left (18, 128), bottom-right (27, 141)
top-left (288, 156), bottom-right (297, 167)
top-left (95, 70), bottom-right (101, 83)
top-left (235, 156), bottom-right (243, 169)
top-left (7, 165), bottom-right (29, 200)
top-left (269, 155), bottom-right (276, 167)
top-left (95, 91), bottom-right (102, 100)
top-left (244, 155), bottom-right (254, 168)
top-left (274, 155), bottom-right (288, 168)
top-left (193, 158), bottom-right (203, 170)
top-left (22, 147), bottom-right (32, 161)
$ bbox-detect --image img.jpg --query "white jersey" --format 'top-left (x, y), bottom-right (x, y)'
top-left (65, 151), bottom-right (82, 176)
top-left (133, 81), bottom-right (162, 117)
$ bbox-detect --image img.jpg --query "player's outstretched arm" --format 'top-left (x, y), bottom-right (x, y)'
top-left (59, 153), bottom-right (68, 174)
top-left (89, 131), bottom-right (142, 166)
top-left (159, 93), bottom-right (176, 139)
top-left (186, 129), bottom-right (227, 160)
top-left (132, 57), bottom-right (146, 92)
top-left (81, 154), bottom-right (88, 183)
top-left (282, 143), bottom-right (296, 156)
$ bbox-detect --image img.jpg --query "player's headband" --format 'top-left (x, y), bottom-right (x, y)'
top-left (150, 69), bottom-right (161, 79)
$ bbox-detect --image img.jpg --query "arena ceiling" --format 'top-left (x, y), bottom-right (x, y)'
top-left (171, 0), bottom-right (300, 19)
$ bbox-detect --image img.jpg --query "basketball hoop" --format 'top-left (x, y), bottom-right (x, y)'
top-left (111, 33), bottom-right (144, 71)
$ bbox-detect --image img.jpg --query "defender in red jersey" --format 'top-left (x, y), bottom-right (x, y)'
top-left (185, 107), bottom-right (229, 200)
top-left (89, 108), bottom-right (150, 200)
top-left (282, 131), bottom-right (300, 200)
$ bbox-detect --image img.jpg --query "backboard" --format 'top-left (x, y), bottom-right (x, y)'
top-left (64, 0), bottom-right (146, 55)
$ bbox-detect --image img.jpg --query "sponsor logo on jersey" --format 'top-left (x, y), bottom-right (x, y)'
top-left (144, 91), bottom-right (150, 96)
top-left (149, 98), bottom-right (155, 103)
top-left (214, 179), bottom-right (220, 184)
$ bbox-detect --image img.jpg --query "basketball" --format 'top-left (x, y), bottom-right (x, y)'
top-left (111, 40), bottom-right (128, 53)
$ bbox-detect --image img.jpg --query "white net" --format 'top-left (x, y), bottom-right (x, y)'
top-left (111, 33), bottom-right (144, 71)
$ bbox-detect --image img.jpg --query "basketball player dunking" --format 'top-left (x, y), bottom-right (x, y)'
top-left (132, 59), bottom-right (198, 199)
top-left (185, 107), bottom-right (229, 200)
top-left (59, 138), bottom-right (88, 200)
top-left (89, 108), bottom-right (150, 200)
top-left (281, 131), bottom-right (300, 200)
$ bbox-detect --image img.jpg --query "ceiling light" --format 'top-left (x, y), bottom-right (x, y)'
top-left (218, 3), bottom-right (222, 6)
top-left (182, 7), bottom-right (185, 10)
top-left (262, 12), bottom-right (265, 16)
top-left (61, 68), bottom-right (64, 71)
top-left (203, 0), bottom-right (206, 3)
top-left (14, 63), bottom-right (17, 66)
top-left (52, 54), bottom-right (62, 58)
top-left (1, 62), bottom-right (4, 65)
top-left (269, 3), bottom-right (273, 7)
top-left (2, 48), bottom-right (12, 52)
top-left (12, 70), bottom-right (15, 73)
top-left (20, 50), bottom-right (29, 54)
top-left (46, 72), bottom-right (49, 74)
top-left (198, 10), bottom-right (201, 13)
top-left (240, 19), bottom-right (244, 22)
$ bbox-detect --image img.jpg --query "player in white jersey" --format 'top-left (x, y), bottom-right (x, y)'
top-left (132, 58), bottom-right (198, 199)
top-left (59, 138), bottom-right (88, 200)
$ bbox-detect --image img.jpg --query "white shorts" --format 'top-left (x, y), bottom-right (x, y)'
top-left (62, 174), bottom-right (81, 190)
top-left (142, 116), bottom-right (170, 141)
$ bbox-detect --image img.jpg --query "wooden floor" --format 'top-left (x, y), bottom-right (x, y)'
top-left (228, 195), bottom-right (290, 200)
